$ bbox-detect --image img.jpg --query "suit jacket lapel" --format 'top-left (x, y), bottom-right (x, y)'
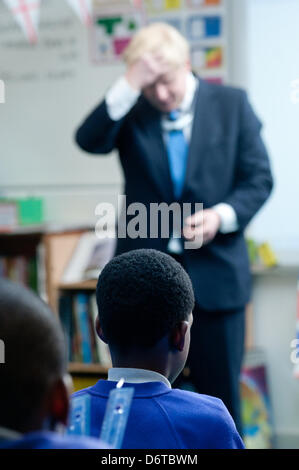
top-left (181, 79), bottom-right (215, 201)
top-left (140, 101), bottom-right (175, 202)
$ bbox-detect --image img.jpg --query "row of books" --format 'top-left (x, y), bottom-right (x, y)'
top-left (0, 255), bottom-right (38, 291)
top-left (59, 292), bottom-right (111, 367)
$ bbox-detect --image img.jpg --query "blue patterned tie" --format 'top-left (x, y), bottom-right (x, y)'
top-left (166, 110), bottom-right (189, 200)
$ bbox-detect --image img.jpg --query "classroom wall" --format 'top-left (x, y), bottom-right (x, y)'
top-left (252, 269), bottom-right (299, 448)
top-left (0, 0), bottom-right (123, 225)
top-left (245, 0), bottom-right (299, 264)
top-left (229, 0), bottom-right (299, 447)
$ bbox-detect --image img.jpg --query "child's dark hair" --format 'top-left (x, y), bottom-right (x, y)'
top-left (96, 249), bottom-right (195, 350)
top-left (0, 279), bottom-right (66, 432)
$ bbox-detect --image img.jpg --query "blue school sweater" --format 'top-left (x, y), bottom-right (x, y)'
top-left (71, 380), bottom-right (244, 449)
top-left (0, 430), bottom-right (106, 449)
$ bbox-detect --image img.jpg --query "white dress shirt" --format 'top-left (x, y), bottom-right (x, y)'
top-left (108, 367), bottom-right (171, 389)
top-left (105, 73), bottom-right (239, 243)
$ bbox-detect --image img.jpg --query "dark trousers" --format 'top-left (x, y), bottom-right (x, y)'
top-left (170, 255), bottom-right (245, 434)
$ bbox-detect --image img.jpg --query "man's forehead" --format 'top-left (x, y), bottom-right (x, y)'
top-left (157, 65), bottom-right (184, 82)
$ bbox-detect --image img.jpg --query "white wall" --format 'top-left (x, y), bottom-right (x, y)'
top-left (252, 269), bottom-right (299, 448)
top-left (228, 0), bottom-right (299, 447)
top-left (234, 0), bottom-right (299, 264)
top-left (0, 0), bottom-right (123, 224)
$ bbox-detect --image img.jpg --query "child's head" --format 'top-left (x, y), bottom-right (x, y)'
top-left (95, 249), bottom-right (195, 383)
top-left (0, 279), bottom-right (71, 433)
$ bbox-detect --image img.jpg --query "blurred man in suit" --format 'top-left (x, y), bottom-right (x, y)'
top-left (75, 23), bottom-right (273, 432)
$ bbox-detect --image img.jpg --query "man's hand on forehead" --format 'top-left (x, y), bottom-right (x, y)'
top-left (125, 52), bottom-right (171, 91)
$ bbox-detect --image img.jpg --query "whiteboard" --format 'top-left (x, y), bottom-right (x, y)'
top-left (0, 0), bottom-right (123, 188)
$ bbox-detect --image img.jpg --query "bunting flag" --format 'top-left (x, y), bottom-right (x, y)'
top-left (3, 0), bottom-right (40, 44)
top-left (65, 0), bottom-right (93, 26)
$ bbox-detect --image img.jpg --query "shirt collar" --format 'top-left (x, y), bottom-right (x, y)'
top-left (108, 368), bottom-right (172, 389)
top-left (162, 73), bottom-right (198, 131)
top-left (179, 72), bottom-right (198, 114)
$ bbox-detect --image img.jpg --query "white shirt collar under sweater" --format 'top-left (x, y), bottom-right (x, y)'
top-left (108, 367), bottom-right (172, 389)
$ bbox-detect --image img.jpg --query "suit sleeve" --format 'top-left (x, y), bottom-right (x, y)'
top-left (223, 91), bottom-right (274, 231)
top-left (75, 100), bottom-right (125, 155)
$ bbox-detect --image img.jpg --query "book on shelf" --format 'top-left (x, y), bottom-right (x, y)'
top-left (71, 298), bottom-right (83, 363)
top-left (59, 294), bottom-right (73, 362)
top-left (240, 348), bottom-right (274, 449)
top-left (74, 293), bottom-right (93, 364)
top-left (61, 232), bottom-right (115, 284)
top-left (58, 291), bottom-right (111, 368)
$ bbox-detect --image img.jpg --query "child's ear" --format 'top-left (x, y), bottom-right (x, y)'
top-left (49, 374), bottom-right (72, 426)
top-left (95, 315), bottom-right (108, 344)
top-left (170, 321), bottom-right (189, 352)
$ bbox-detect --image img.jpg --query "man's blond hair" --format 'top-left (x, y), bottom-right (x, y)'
top-left (123, 22), bottom-right (190, 67)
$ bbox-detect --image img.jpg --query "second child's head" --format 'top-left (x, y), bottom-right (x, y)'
top-left (0, 279), bottom-right (71, 434)
top-left (95, 249), bottom-right (195, 383)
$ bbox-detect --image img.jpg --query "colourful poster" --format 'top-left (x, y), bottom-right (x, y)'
top-left (240, 364), bottom-right (274, 449)
top-left (186, 0), bottom-right (222, 7)
top-left (91, 5), bottom-right (145, 63)
top-left (145, 0), bottom-right (182, 14)
top-left (90, 0), bottom-right (226, 81)
top-left (186, 15), bottom-right (221, 40)
top-left (191, 45), bottom-right (223, 70)
top-left (149, 16), bottom-right (183, 33)
top-left (165, 0), bottom-right (181, 9)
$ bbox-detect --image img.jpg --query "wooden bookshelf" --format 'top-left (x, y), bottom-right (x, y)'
top-left (58, 279), bottom-right (98, 291)
top-left (0, 225), bottom-right (109, 380)
top-left (68, 362), bottom-right (108, 375)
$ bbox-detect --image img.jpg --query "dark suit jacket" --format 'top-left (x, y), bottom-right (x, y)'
top-left (75, 79), bottom-right (273, 311)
